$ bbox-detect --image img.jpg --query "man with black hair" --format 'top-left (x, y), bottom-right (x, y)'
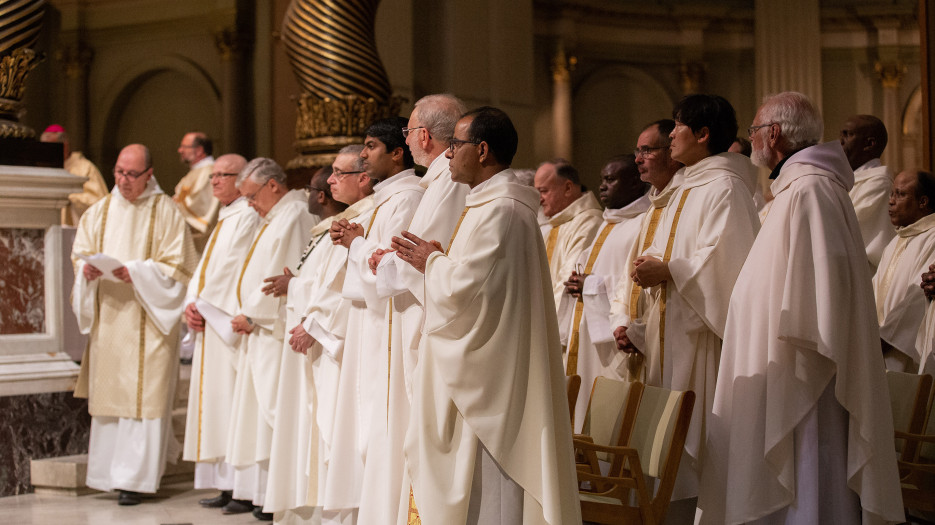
top-left (841, 114), bottom-right (895, 271)
top-left (393, 106), bottom-right (580, 525)
top-left (174, 131), bottom-right (218, 254)
top-left (627, 94), bottom-right (760, 515)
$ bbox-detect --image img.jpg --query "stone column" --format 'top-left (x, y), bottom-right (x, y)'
top-left (923, 0), bottom-right (935, 171)
top-left (56, 45), bottom-right (93, 152)
top-left (754, 0), bottom-right (822, 109)
top-left (875, 60), bottom-right (907, 171)
top-left (551, 43), bottom-right (574, 161)
top-left (215, 28), bottom-right (253, 157)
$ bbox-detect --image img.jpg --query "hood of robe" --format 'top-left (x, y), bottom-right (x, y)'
top-left (465, 169), bottom-right (540, 214)
top-left (680, 151), bottom-right (759, 195)
top-left (771, 141), bottom-right (855, 196)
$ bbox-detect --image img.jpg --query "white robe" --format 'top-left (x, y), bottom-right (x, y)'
top-left (696, 141), bottom-right (904, 525)
top-left (322, 171), bottom-right (424, 514)
top-left (405, 170), bottom-right (581, 525)
top-left (543, 191), bottom-right (604, 310)
top-left (626, 153), bottom-right (760, 499)
top-left (556, 196), bottom-right (650, 432)
top-left (872, 213), bottom-right (935, 370)
top-left (850, 159), bottom-right (895, 271)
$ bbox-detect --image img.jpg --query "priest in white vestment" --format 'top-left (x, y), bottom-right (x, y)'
top-left (40, 125), bottom-right (109, 226)
top-left (840, 115), bottom-right (895, 271)
top-left (226, 159), bottom-right (319, 516)
top-left (697, 91), bottom-right (904, 525)
top-left (557, 154), bottom-right (649, 431)
top-left (535, 159), bottom-right (604, 309)
top-left (180, 154), bottom-right (260, 509)
top-left (174, 132), bottom-right (218, 254)
top-left (873, 169), bottom-right (935, 371)
top-left (627, 96), bottom-right (760, 510)
top-left (358, 95), bottom-right (469, 525)
top-left (394, 106), bottom-right (580, 525)
top-left (326, 118), bottom-right (424, 520)
top-left (610, 119), bottom-right (683, 382)
top-left (72, 144), bottom-right (198, 505)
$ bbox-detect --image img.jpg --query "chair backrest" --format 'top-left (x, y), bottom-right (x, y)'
top-left (566, 374), bottom-right (582, 426)
top-left (886, 370), bottom-right (933, 456)
top-left (582, 378), bottom-right (644, 454)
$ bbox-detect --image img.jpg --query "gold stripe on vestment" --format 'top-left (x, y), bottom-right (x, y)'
top-left (237, 224), bottom-right (269, 307)
top-left (629, 206), bottom-right (665, 320)
top-left (407, 486), bottom-right (422, 524)
top-left (446, 206), bottom-right (473, 255)
top-left (136, 194), bottom-right (160, 419)
top-left (98, 195), bottom-right (112, 253)
top-left (566, 221), bottom-right (617, 376)
top-left (195, 218), bottom-right (224, 461)
top-left (658, 188), bottom-right (693, 378)
top-left (545, 224), bottom-right (561, 264)
top-left (365, 202), bottom-right (384, 237)
top-left (387, 297), bottom-right (392, 429)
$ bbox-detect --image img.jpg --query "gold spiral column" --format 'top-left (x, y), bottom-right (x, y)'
top-left (0, 0), bottom-right (45, 139)
top-left (282, 0), bottom-right (404, 170)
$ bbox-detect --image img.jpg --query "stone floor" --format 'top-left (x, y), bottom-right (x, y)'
top-left (0, 480), bottom-right (260, 525)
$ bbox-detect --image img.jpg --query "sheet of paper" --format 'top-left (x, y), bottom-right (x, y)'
top-left (195, 298), bottom-right (240, 347)
top-left (77, 252), bottom-right (125, 282)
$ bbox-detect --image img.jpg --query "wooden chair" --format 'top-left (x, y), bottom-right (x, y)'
top-left (886, 370), bottom-right (932, 459)
top-left (566, 374), bottom-right (582, 427)
top-left (890, 372), bottom-right (935, 519)
top-left (574, 385), bottom-right (695, 525)
top-left (576, 378), bottom-right (644, 467)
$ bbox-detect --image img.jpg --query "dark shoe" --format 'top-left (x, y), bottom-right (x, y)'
top-left (222, 499), bottom-right (254, 514)
top-left (199, 490), bottom-right (232, 508)
top-left (180, 357), bottom-right (193, 365)
top-left (117, 490), bottom-right (142, 506)
top-left (253, 507), bottom-right (273, 521)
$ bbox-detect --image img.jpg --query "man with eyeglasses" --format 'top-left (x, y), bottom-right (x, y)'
top-left (71, 143), bottom-right (198, 506)
top-left (173, 132), bottom-right (218, 254)
top-left (696, 91), bottom-right (903, 525)
top-left (224, 158), bottom-right (320, 519)
top-left (178, 153), bottom-right (262, 512)
top-left (558, 154), bottom-right (649, 432)
top-left (840, 114), bottom-right (895, 271)
top-left (534, 159), bottom-right (604, 313)
top-left (327, 118), bottom-right (425, 522)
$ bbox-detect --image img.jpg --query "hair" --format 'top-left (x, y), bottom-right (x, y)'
top-left (462, 106), bottom-right (519, 166)
top-left (513, 168), bottom-right (536, 186)
top-left (413, 94), bottom-right (467, 144)
top-left (757, 91), bottom-right (823, 151)
top-left (190, 132), bottom-right (213, 156)
top-left (914, 170), bottom-right (935, 211)
top-left (313, 165), bottom-right (335, 199)
top-left (140, 145), bottom-right (153, 170)
top-left (645, 119), bottom-right (675, 143)
top-left (852, 114), bottom-right (889, 156)
top-left (365, 117), bottom-right (414, 169)
top-left (239, 157), bottom-right (286, 186)
top-left (671, 94), bottom-right (739, 154)
top-left (338, 144), bottom-right (366, 171)
top-left (732, 137), bottom-right (752, 156)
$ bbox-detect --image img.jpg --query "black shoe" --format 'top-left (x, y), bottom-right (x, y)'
top-left (180, 357), bottom-right (193, 365)
top-left (199, 490), bottom-right (232, 508)
top-left (221, 499), bottom-right (254, 514)
top-left (252, 507), bottom-right (273, 521)
top-left (117, 490), bottom-right (142, 506)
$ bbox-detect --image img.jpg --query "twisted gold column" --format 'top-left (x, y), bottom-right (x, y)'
top-left (282, 0), bottom-right (403, 170)
top-left (0, 0), bottom-right (45, 139)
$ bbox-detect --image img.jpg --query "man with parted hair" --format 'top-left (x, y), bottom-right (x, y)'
top-left (180, 153), bottom-right (260, 511)
top-left (872, 169), bottom-right (935, 372)
top-left (71, 143), bottom-right (198, 506)
top-left (841, 114), bottom-right (895, 271)
top-left (223, 158), bottom-right (319, 518)
top-left (534, 158), bottom-right (604, 310)
top-left (697, 91), bottom-right (903, 524)
top-left (174, 131), bottom-right (218, 254)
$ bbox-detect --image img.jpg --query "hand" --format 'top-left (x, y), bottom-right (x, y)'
top-left (391, 231), bottom-right (443, 274)
top-left (184, 302), bottom-right (205, 332)
top-left (262, 267), bottom-right (294, 297)
top-left (112, 266), bottom-right (132, 283)
top-left (288, 323), bottom-right (316, 355)
top-left (330, 219), bottom-right (364, 248)
top-left (83, 263), bottom-right (103, 282)
top-left (631, 256), bottom-right (669, 288)
top-left (613, 325), bottom-right (638, 353)
top-left (922, 264), bottom-right (935, 300)
top-left (368, 249), bottom-right (393, 275)
top-left (564, 270), bottom-right (585, 298)
top-left (231, 314), bottom-right (254, 334)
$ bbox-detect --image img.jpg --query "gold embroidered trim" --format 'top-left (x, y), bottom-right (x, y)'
top-left (387, 297), bottom-right (393, 429)
top-left (98, 195), bottom-right (112, 252)
top-left (194, 219), bottom-right (224, 461)
top-left (545, 225), bottom-right (561, 264)
top-left (407, 486), bottom-right (422, 524)
top-left (198, 219), bottom-right (225, 295)
top-left (365, 202), bottom-right (384, 237)
top-left (446, 206), bottom-right (473, 255)
top-left (658, 188), bottom-right (693, 376)
top-left (137, 303), bottom-right (146, 418)
top-left (237, 224), bottom-right (269, 307)
top-left (629, 206), bottom-right (665, 320)
top-left (566, 221), bottom-right (616, 376)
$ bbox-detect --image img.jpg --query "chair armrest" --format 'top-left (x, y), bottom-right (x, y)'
top-left (895, 431), bottom-right (935, 444)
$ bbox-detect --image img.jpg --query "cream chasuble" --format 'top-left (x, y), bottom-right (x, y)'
top-left (174, 158), bottom-right (218, 252)
top-left (543, 191), bottom-right (604, 310)
top-left (323, 171), bottom-right (424, 514)
top-left (226, 190), bottom-right (319, 469)
top-left (850, 159), bottom-right (895, 271)
top-left (872, 213), bottom-right (935, 369)
top-left (625, 152), bottom-right (759, 500)
top-left (62, 151), bottom-right (109, 226)
top-left (556, 196), bottom-right (650, 432)
top-left (405, 170), bottom-right (581, 525)
top-left (183, 197), bottom-right (260, 464)
top-left (697, 141), bottom-right (904, 525)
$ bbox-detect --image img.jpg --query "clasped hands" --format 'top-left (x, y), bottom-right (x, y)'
top-left (390, 231), bottom-right (442, 274)
top-left (630, 256), bottom-right (670, 288)
top-left (330, 219), bottom-right (364, 248)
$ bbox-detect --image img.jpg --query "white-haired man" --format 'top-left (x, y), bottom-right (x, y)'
top-left (697, 92), bottom-right (903, 524)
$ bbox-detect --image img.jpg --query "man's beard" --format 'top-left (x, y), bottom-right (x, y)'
top-left (751, 143), bottom-right (770, 168)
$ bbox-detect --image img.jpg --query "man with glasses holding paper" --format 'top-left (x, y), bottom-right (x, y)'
top-left (71, 143), bottom-right (198, 506)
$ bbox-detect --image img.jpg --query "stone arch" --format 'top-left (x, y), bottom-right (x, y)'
top-left (902, 85), bottom-right (923, 171)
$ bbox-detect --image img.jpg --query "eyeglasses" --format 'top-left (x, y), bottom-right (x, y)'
top-left (448, 138), bottom-right (481, 153)
top-left (210, 172), bottom-right (239, 179)
top-left (245, 182), bottom-right (269, 203)
top-left (114, 167), bottom-right (151, 179)
top-left (305, 184), bottom-right (328, 193)
top-left (178, 144), bottom-right (198, 149)
top-left (402, 126), bottom-right (425, 138)
top-left (634, 146), bottom-right (667, 159)
top-left (748, 123), bottom-right (776, 138)
top-left (332, 168), bottom-right (365, 179)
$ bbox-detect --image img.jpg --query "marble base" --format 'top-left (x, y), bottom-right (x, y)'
top-left (0, 391), bottom-right (90, 497)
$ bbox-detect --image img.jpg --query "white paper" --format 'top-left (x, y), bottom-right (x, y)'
top-left (77, 252), bottom-right (125, 282)
top-left (195, 297), bottom-right (240, 347)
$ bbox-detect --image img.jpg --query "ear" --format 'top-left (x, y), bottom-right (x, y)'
top-left (316, 191), bottom-right (327, 205)
top-left (695, 126), bottom-right (711, 146)
top-left (390, 146), bottom-right (405, 164)
top-left (419, 129), bottom-right (432, 150)
top-left (864, 136), bottom-right (877, 153)
top-left (477, 141), bottom-right (490, 164)
top-left (920, 194), bottom-right (929, 211)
